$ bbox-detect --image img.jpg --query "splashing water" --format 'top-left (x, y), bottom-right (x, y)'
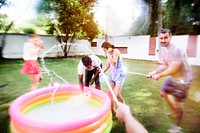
top-left (42, 43), bottom-right (118, 107)
top-left (41, 43), bottom-right (93, 107)
top-left (40, 44), bottom-right (69, 85)
top-left (50, 82), bottom-right (60, 105)
top-left (65, 92), bottom-right (91, 108)
top-left (40, 43), bottom-right (70, 106)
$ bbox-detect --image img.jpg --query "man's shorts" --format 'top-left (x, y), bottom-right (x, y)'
top-left (161, 77), bottom-right (191, 102)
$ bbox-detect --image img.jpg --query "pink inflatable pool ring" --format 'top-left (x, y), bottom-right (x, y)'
top-left (9, 84), bottom-right (112, 133)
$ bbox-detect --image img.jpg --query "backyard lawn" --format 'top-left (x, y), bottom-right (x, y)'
top-left (0, 57), bottom-right (200, 133)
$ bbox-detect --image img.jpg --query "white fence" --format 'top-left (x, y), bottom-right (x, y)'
top-left (1, 34), bottom-right (200, 66)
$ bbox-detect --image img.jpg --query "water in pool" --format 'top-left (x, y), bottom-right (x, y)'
top-left (24, 99), bottom-right (101, 124)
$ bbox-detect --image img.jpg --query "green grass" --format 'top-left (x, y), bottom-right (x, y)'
top-left (0, 57), bottom-right (200, 133)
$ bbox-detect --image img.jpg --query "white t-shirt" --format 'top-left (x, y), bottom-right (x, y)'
top-left (78, 55), bottom-right (102, 75)
top-left (23, 42), bottom-right (39, 60)
top-left (162, 44), bottom-right (192, 83)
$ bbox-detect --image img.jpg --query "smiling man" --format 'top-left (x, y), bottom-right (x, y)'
top-left (146, 29), bottom-right (192, 133)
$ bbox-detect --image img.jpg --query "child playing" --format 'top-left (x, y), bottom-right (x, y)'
top-left (21, 34), bottom-right (44, 91)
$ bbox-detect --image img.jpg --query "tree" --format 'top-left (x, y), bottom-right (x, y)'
top-left (0, 0), bottom-right (12, 59)
top-left (37, 0), bottom-right (100, 57)
top-left (0, 0), bottom-right (9, 9)
top-left (0, 14), bottom-right (9, 32)
top-left (165, 0), bottom-right (200, 35)
top-left (143, 0), bottom-right (159, 37)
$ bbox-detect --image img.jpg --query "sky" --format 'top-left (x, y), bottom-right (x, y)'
top-left (1, 0), bottom-right (146, 36)
top-left (1, 0), bottom-right (40, 24)
top-left (93, 0), bottom-right (145, 36)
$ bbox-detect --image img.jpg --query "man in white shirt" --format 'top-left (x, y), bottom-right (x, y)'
top-left (78, 55), bottom-right (102, 91)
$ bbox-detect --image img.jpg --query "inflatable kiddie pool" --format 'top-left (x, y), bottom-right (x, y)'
top-left (9, 84), bottom-right (112, 133)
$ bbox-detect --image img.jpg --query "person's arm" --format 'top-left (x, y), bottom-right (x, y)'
top-left (90, 63), bottom-right (102, 85)
top-left (116, 102), bottom-right (148, 133)
top-left (107, 49), bottom-right (119, 67)
top-left (146, 64), bottom-right (168, 78)
top-left (78, 74), bottom-right (84, 92)
top-left (78, 61), bottom-right (84, 92)
top-left (152, 61), bottom-right (181, 80)
top-left (103, 60), bottom-right (110, 73)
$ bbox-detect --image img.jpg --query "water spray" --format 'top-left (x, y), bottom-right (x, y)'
top-left (40, 43), bottom-right (69, 105)
top-left (40, 44), bottom-right (69, 85)
top-left (126, 71), bottom-right (146, 77)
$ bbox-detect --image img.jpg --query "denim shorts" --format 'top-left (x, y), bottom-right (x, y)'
top-left (161, 77), bottom-right (191, 102)
top-left (109, 76), bottom-right (125, 85)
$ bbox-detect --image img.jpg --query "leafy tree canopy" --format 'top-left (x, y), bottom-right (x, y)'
top-left (165, 0), bottom-right (200, 35)
top-left (37, 0), bottom-right (100, 42)
top-left (0, 0), bottom-right (9, 9)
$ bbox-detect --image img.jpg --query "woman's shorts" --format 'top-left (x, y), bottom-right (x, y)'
top-left (161, 77), bottom-right (191, 102)
top-left (109, 76), bottom-right (125, 85)
top-left (21, 60), bottom-right (40, 74)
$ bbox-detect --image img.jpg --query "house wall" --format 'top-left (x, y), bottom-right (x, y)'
top-left (1, 34), bottom-right (199, 66)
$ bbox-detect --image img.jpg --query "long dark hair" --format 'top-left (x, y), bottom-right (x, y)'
top-left (101, 42), bottom-right (115, 49)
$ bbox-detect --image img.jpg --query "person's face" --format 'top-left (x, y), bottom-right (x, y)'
top-left (159, 32), bottom-right (171, 47)
top-left (102, 47), bottom-right (108, 53)
top-left (31, 37), bottom-right (41, 45)
top-left (84, 60), bottom-right (92, 69)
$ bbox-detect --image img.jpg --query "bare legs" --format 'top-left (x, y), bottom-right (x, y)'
top-left (161, 92), bottom-right (183, 127)
top-left (109, 82), bottom-right (125, 112)
top-left (28, 73), bottom-right (43, 91)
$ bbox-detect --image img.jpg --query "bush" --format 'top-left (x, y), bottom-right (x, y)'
top-left (23, 28), bottom-right (35, 34)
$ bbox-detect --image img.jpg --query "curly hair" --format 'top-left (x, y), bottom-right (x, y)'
top-left (81, 56), bottom-right (92, 66)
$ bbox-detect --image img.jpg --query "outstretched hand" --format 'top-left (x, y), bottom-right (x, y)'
top-left (146, 71), bottom-right (161, 80)
top-left (116, 102), bottom-right (131, 123)
top-left (146, 71), bottom-right (157, 79)
top-left (151, 74), bottom-right (161, 80)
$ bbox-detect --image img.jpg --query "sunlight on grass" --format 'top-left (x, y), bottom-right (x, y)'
top-left (0, 58), bottom-right (200, 133)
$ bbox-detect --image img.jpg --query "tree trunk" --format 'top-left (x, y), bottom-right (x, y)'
top-left (157, 0), bottom-right (163, 64)
top-left (0, 21), bottom-right (13, 60)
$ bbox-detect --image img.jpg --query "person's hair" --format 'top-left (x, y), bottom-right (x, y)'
top-left (160, 29), bottom-right (172, 36)
top-left (101, 41), bottom-right (115, 49)
top-left (81, 56), bottom-right (92, 66)
top-left (29, 34), bottom-right (40, 38)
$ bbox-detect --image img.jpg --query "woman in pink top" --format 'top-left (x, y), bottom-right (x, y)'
top-left (21, 34), bottom-right (44, 91)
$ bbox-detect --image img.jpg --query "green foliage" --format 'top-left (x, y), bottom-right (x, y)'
top-left (147, 0), bottom-right (159, 37)
top-left (137, 0), bottom-right (200, 36)
top-left (37, 0), bottom-right (99, 41)
top-left (23, 28), bottom-right (35, 34)
top-left (165, 0), bottom-right (200, 35)
top-left (33, 13), bottom-right (56, 35)
top-left (0, 58), bottom-right (200, 133)
top-left (0, 0), bottom-right (9, 8)
top-left (0, 14), bottom-right (9, 32)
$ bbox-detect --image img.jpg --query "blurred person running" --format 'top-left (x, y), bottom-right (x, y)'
top-left (21, 34), bottom-right (44, 91)
top-left (146, 29), bottom-right (192, 133)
